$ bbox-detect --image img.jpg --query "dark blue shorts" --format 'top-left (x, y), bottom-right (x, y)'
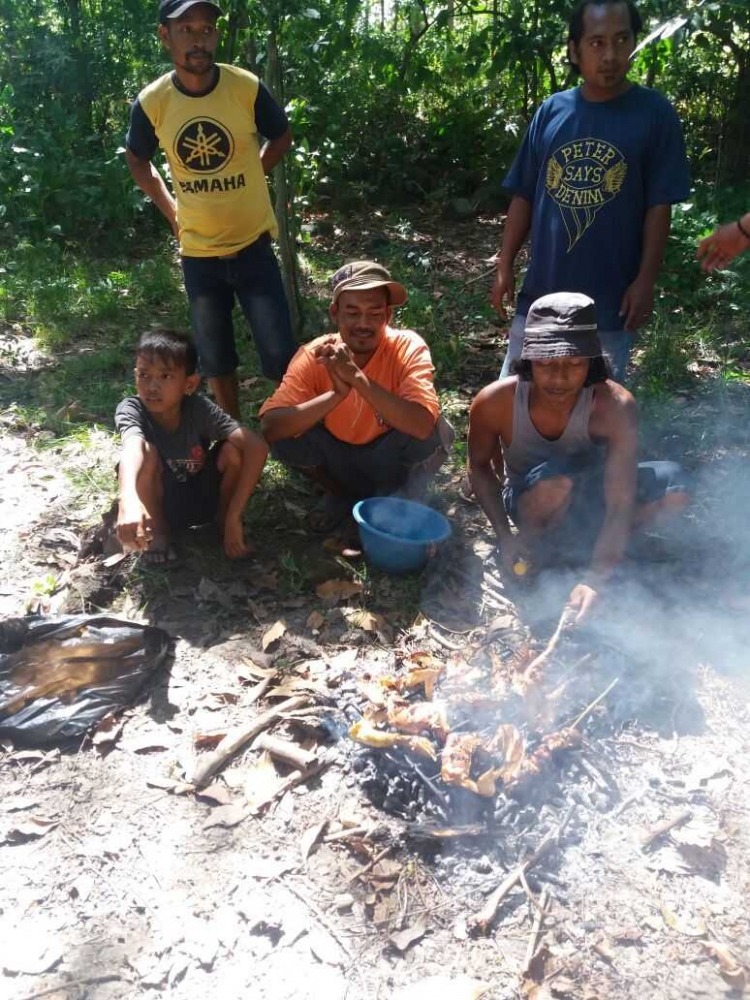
top-left (181, 233), bottom-right (296, 381)
top-left (271, 424), bottom-right (447, 501)
top-left (162, 443), bottom-right (222, 531)
top-left (503, 455), bottom-right (691, 565)
top-left (503, 456), bottom-right (690, 520)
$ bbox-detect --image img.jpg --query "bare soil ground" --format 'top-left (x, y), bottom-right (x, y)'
top-left (2, 218), bottom-right (750, 1000)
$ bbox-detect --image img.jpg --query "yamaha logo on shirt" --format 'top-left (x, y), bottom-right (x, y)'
top-left (174, 117), bottom-right (234, 174)
top-left (545, 137), bottom-right (627, 252)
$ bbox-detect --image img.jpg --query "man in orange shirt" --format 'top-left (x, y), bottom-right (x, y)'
top-left (260, 261), bottom-right (452, 530)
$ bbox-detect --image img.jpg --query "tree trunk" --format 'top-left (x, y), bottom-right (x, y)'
top-left (264, 27), bottom-right (304, 338)
top-left (721, 59), bottom-right (750, 184)
top-left (64, 0), bottom-right (94, 133)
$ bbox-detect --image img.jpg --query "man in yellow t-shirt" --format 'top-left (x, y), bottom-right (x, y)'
top-left (260, 261), bottom-right (454, 532)
top-left (125, 0), bottom-right (295, 418)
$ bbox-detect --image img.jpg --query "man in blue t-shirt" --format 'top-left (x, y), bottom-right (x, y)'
top-left (492, 0), bottom-right (690, 382)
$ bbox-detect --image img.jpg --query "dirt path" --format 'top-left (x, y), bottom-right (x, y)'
top-left (2, 325), bottom-right (750, 1000)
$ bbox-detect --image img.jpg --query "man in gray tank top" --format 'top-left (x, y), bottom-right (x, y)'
top-left (468, 292), bottom-right (690, 623)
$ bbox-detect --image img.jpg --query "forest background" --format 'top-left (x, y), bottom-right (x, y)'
top-left (1, 0), bottom-right (750, 444)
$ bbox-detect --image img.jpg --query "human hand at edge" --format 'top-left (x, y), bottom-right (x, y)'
top-left (566, 582), bottom-right (599, 625)
top-left (619, 275), bottom-right (654, 332)
top-left (697, 221), bottom-right (750, 272)
top-left (117, 500), bottom-right (152, 551)
top-left (491, 263), bottom-right (515, 320)
top-left (223, 515), bottom-right (250, 559)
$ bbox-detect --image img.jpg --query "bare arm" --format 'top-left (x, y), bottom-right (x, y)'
top-left (589, 394), bottom-right (638, 578)
top-left (698, 212), bottom-right (750, 271)
top-left (117, 436), bottom-right (152, 549)
top-left (620, 204), bottom-right (671, 331)
top-left (353, 375), bottom-right (436, 439)
top-left (567, 389), bottom-right (638, 623)
top-left (260, 389), bottom-right (346, 444)
top-left (491, 196), bottom-right (533, 317)
top-left (261, 127), bottom-right (292, 174)
top-left (125, 149), bottom-right (178, 238)
top-left (468, 389), bottom-right (513, 540)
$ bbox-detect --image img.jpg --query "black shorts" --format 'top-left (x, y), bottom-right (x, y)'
top-left (162, 443), bottom-right (222, 531)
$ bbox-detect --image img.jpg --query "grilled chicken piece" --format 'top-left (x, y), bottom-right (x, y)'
top-left (349, 718), bottom-right (437, 761)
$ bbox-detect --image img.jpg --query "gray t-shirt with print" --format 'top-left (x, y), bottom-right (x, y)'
top-left (115, 394), bottom-right (239, 483)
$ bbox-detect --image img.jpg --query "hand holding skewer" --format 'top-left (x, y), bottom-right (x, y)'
top-left (565, 580), bottom-right (599, 625)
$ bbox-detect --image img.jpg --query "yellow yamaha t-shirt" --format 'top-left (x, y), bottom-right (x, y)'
top-left (137, 65), bottom-right (278, 257)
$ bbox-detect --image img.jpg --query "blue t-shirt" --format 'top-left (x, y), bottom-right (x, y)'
top-left (504, 84), bottom-right (690, 330)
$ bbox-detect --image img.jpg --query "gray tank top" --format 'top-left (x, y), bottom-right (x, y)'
top-left (502, 380), bottom-right (596, 488)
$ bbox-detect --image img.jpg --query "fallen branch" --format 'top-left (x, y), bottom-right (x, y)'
top-left (520, 607), bottom-right (576, 684)
top-left (470, 805), bottom-right (574, 935)
top-left (523, 886), bottom-right (551, 973)
top-left (284, 880), bottom-right (353, 960)
top-left (251, 733), bottom-right (318, 770)
top-left (246, 674), bottom-right (274, 705)
top-left (462, 264), bottom-right (497, 288)
top-left (324, 824), bottom-right (373, 843)
top-left (16, 977), bottom-right (121, 1000)
top-left (251, 757), bottom-right (327, 814)
top-left (190, 695), bottom-right (309, 787)
top-left (404, 823), bottom-right (487, 841)
top-left (641, 808), bottom-right (692, 850)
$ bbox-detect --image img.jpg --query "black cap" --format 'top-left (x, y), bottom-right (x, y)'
top-left (521, 292), bottom-right (602, 360)
top-left (159, 0), bottom-right (222, 23)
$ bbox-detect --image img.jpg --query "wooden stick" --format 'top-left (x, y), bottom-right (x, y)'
top-left (284, 880), bottom-right (353, 960)
top-left (254, 758), bottom-right (327, 813)
top-left (246, 674), bottom-right (273, 705)
top-left (641, 808), bottom-right (692, 850)
top-left (462, 264), bottom-right (497, 287)
top-left (324, 824), bottom-right (372, 843)
top-left (522, 606), bottom-right (576, 680)
top-left (470, 805), bottom-right (574, 935)
top-left (346, 843), bottom-right (395, 885)
top-left (569, 678), bottom-right (619, 731)
top-left (523, 887), bottom-right (551, 973)
top-left (190, 695), bottom-right (309, 787)
top-left (251, 733), bottom-right (318, 770)
top-left (16, 976), bottom-right (121, 1000)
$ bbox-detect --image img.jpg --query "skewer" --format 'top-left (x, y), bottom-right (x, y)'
top-left (569, 678), bottom-right (619, 731)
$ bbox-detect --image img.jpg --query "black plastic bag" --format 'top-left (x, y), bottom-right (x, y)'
top-left (0, 615), bottom-right (171, 747)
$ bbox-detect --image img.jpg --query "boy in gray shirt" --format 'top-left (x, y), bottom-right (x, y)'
top-left (115, 328), bottom-right (268, 560)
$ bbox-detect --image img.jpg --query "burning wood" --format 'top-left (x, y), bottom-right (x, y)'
top-left (514, 606), bottom-right (576, 694)
top-left (349, 718), bottom-right (438, 761)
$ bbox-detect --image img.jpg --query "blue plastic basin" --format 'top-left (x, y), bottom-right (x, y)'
top-left (352, 497), bottom-right (451, 574)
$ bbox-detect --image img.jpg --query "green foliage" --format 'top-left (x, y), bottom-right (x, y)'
top-left (1, 0), bottom-right (747, 249)
top-left (635, 180), bottom-right (750, 395)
